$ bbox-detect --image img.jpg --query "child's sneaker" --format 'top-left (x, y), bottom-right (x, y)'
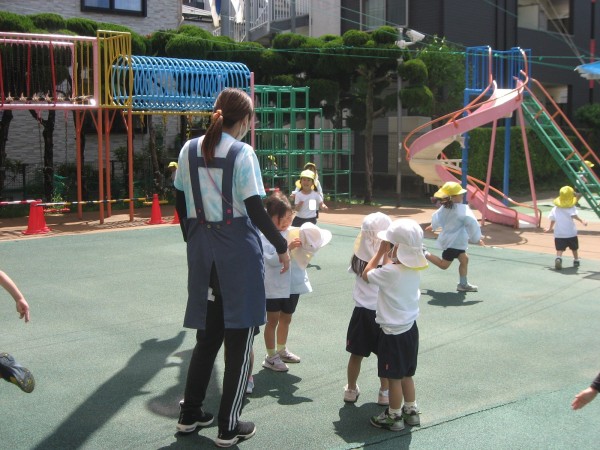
top-left (343, 384), bottom-right (360, 403)
top-left (277, 347), bottom-right (301, 363)
top-left (261, 354), bottom-right (289, 372)
top-left (555, 257), bottom-right (562, 270)
top-left (377, 389), bottom-right (389, 406)
top-left (574, 259), bottom-right (581, 268)
top-left (0, 352), bottom-right (34, 393)
top-left (176, 400), bottom-right (214, 433)
top-left (246, 376), bottom-right (254, 394)
top-left (215, 420), bottom-right (256, 447)
top-left (402, 405), bottom-right (421, 426)
top-left (457, 283), bottom-right (478, 292)
top-left (370, 408), bottom-right (405, 431)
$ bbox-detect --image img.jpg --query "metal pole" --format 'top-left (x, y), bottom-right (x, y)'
top-left (396, 57), bottom-right (403, 207)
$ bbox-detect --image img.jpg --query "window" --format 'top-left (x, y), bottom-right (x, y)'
top-left (81, 0), bottom-right (147, 17)
top-left (364, 0), bottom-right (386, 30)
top-left (518, 0), bottom-right (572, 34)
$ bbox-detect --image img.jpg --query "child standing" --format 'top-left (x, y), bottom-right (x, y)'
top-left (291, 162), bottom-right (328, 214)
top-left (292, 170), bottom-right (326, 227)
top-left (362, 219), bottom-right (428, 431)
top-left (1, 269), bottom-right (35, 393)
top-left (344, 212), bottom-right (392, 405)
top-left (424, 181), bottom-right (482, 292)
top-left (544, 186), bottom-right (588, 269)
top-left (261, 192), bottom-right (309, 372)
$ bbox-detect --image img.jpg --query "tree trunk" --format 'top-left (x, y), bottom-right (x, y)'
top-left (30, 110), bottom-right (56, 201)
top-left (147, 116), bottom-right (164, 194)
top-left (363, 72), bottom-right (375, 204)
top-left (0, 110), bottom-right (14, 196)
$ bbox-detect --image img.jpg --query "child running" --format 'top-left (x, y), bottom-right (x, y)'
top-left (1, 269), bottom-right (35, 393)
top-left (424, 181), bottom-right (482, 292)
top-left (290, 162), bottom-right (328, 215)
top-left (544, 185), bottom-right (588, 269)
top-left (344, 212), bottom-right (392, 406)
top-left (292, 169), bottom-right (326, 227)
top-left (261, 191), bottom-right (309, 372)
top-left (362, 219), bottom-right (427, 431)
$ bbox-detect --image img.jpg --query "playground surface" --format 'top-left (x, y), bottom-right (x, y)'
top-left (1, 197), bottom-right (600, 449)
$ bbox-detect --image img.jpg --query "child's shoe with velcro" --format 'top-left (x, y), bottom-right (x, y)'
top-left (343, 384), bottom-right (360, 403)
top-left (370, 408), bottom-right (405, 431)
top-left (555, 257), bottom-right (562, 270)
top-left (0, 352), bottom-right (34, 393)
top-left (402, 405), bottom-right (421, 426)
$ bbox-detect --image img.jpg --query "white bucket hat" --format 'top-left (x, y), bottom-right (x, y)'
top-left (288, 222), bottom-right (332, 269)
top-left (353, 212), bottom-right (392, 262)
top-left (377, 218), bottom-right (427, 269)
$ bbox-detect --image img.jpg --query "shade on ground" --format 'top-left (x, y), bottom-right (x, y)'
top-left (1, 224), bottom-right (599, 449)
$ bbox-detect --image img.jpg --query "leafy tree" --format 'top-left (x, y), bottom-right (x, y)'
top-left (575, 103), bottom-right (600, 149)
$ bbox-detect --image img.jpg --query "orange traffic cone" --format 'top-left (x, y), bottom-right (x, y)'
top-left (22, 201), bottom-right (51, 235)
top-left (171, 209), bottom-right (180, 224)
top-left (147, 194), bottom-right (166, 225)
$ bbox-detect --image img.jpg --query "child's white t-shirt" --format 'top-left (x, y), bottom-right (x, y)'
top-left (548, 206), bottom-right (578, 238)
top-left (261, 230), bottom-right (292, 299)
top-left (294, 190), bottom-right (323, 219)
top-left (350, 271), bottom-right (379, 310)
top-left (366, 264), bottom-right (421, 335)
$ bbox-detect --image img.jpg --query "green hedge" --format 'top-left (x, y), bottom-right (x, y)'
top-left (444, 127), bottom-right (570, 192)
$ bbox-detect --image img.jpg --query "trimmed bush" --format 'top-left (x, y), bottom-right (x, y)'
top-left (0, 11), bottom-right (36, 32)
top-left (28, 13), bottom-right (65, 31)
top-left (372, 26), bottom-right (398, 45)
top-left (65, 17), bottom-right (97, 36)
top-left (165, 34), bottom-right (212, 60)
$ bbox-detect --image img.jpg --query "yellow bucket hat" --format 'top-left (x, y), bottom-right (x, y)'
top-left (553, 186), bottom-right (577, 208)
top-left (434, 181), bottom-right (467, 199)
top-left (584, 160), bottom-right (595, 168)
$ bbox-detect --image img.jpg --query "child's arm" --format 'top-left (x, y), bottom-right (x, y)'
top-left (362, 241), bottom-right (389, 282)
top-left (543, 220), bottom-right (555, 233)
top-left (573, 215), bottom-right (588, 227)
top-left (0, 270), bottom-right (30, 323)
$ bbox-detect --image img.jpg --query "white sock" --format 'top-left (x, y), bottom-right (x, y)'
top-left (389, 407), bottom-right (402, 416)
top-left (403, 401), bottom-right (417, 408)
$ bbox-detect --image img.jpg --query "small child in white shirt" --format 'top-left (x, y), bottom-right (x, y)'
top-left (362, 219), bottom-right (428, 431)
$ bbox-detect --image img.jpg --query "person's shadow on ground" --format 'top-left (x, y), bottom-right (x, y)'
top-left (33, 332), bottom-right (186, 450)
top-left (423, 289), bottom-right (483, 307)
top-left (248, 369), bottom-right (312, 406)
top-left (333, 402), bottom-right (414, 449)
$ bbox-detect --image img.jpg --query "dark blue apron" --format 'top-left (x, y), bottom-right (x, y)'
top-left (183, 138), bottom-right (266, 329)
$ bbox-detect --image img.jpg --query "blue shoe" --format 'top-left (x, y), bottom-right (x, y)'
top-left (0, 352), bottom-right (35, 393)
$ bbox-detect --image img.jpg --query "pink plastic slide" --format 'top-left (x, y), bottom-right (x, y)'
top-left (408, 83), bottom-right (538, 228)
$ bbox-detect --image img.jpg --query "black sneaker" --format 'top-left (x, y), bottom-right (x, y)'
top-left (574, 259), bottom-right (581, 268)
top-left (215, 421), bottom-right (256, 447)
top-left (176, 400), bottom-right (214, 433)
top-left (0, 352), bottom-right (35, 393)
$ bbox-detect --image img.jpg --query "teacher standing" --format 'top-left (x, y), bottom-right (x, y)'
top-left (173, 88), bottom-right (290, 448)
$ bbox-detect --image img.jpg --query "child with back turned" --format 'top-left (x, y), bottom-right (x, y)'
top-left (362, 219), bottom-right (428, 431)
top-left (424, 181), bottom-right (482, 292)
top-left (344, 212), bottom-right (392, 406)
top-left (544, 186), bottom-right (587, 270)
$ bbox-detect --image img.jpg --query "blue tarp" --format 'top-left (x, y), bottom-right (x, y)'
top-left (575, 61), bottom-right (600, 80)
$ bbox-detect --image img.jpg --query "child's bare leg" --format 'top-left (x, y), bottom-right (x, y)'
top-left (276, 312), bottom-right (293, 348)
top-left (264, 311), bottom-right (280, 353)
top-left (573, 249), bottom-right (579, 260)
top-left (400, 377), bottom-right (415, 403)
top-left (426, 253), bottom-right (451, 270)
top-left (457, 252), bottom-right (469, 278)
top-left (347, 354), bottom-right (363, 390)
top-left (380, 377), bottom-right (389, 391)
top-left (388, 378), bottom-right (403, 410)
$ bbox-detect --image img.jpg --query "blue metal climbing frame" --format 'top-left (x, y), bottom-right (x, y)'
top-left (110, 56), bottom-right (251, 112)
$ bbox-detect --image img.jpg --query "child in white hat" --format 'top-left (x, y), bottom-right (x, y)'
top-left (291, 169), bottom-right (327, 227)
top-left (424, 181), bottom-right (482, 292)
top-left (544, 186), bottom-right (588, 269)
top-left (344, 212), bottom-right (392, 406)
top-left (362, 218), bottom-right (428, 431)
top-left (260, 192), bottom-right (332, 374)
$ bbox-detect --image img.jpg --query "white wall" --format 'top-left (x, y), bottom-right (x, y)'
top-left (309, 0), bottom-right (340, 37)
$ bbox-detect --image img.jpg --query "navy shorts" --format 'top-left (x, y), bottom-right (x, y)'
top-left (346, 307), bottom-right (380, 357)
top-left (266, 294), bottom-right (300, 314)
top-left (555, 237), bottom-right (578, 251)
top-left (292, 216), bottom-right (317, 227)
top-left (442, 248), bottom-right (465, 262)
top-left (377, 322), bottom-right (419, 380)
